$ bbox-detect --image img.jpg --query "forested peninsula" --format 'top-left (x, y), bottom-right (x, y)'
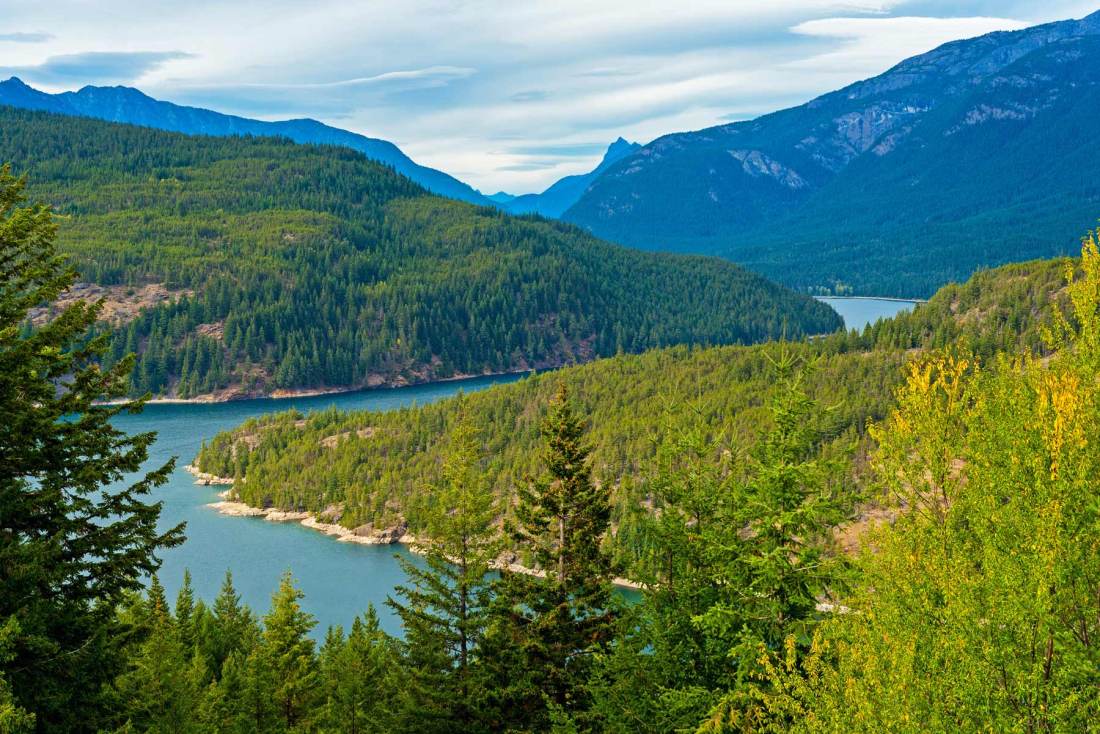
top-left (195, 253), bottom-right (1072, 568)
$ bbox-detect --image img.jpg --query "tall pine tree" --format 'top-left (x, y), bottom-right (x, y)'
top-left (387, 413), bottom-right (500, 733)
top-left (0, 164), bottom-right (184, 731)
top-left (261, 572), bottom-right (320, 731)
top-left (485, 384), bottom-right (618, 730)
top-left (317, 607), bottom-right (398, 734)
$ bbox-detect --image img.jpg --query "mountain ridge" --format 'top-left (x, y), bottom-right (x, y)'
top-left (563, 10), bottom-right (1100, 296)
top-left (499, 137), bottom-right (641, 218)
top-left (0, 76), bottom-right (493, 206)
top-left (0, 105), bottom-right (839, 399)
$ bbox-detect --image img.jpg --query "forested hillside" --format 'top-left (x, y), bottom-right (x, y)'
top-left (564, 11), bottom-right (1100, 296)
top-left (2, 107), bottom-right (839, 398)
top-left (0, 76), bottom-right (492, 205)
top-left (9, 155), bottom-right (1100, 731)
top-left (195, 254), bottom-right (1072, 565)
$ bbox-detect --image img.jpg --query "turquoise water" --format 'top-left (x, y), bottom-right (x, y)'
top-left (816, 297), bottom-right (920, 331)
top-left (111, 375), bottom-right (522, 637)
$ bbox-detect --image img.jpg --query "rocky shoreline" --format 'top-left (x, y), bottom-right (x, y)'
top-left (185, 465), bottom-right (235, 486)
top-left (185, 466), bottom-right (418, 545)
top-left (186, 465), bottom-right (641, 589)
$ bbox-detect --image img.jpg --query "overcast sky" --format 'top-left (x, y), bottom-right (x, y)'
top-left (0, 1), bottom-right (1096, 194)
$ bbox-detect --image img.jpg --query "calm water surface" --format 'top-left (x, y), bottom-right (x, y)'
top-left (112, 375), bottom-right (522, 637)
top-left (119, 295), bottom-right (898, 636)
top-left (816, 296), bottom-right (921, 331)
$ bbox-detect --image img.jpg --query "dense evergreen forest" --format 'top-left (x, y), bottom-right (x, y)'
top-left (196, 254), bottom-right (1073, 568)
top-left (5, 162), bottom-right (1100, 731)
top-left (0, 107), bottom-right (838, 399)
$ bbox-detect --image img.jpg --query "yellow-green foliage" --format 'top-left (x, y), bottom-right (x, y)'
top-left (776, 238), bottom-right (1100, 733)
top-left (195, 252), bottom-right (1078, 550)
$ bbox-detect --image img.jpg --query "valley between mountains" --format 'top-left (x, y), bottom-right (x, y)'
top-left (7, 7), bottom-right (1100, 732)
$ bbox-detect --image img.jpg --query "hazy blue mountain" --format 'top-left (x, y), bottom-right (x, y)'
top-left (564, 11), bottom-right (1100, 297)
top-left (501, 137), bottom-right (640, 217)
top-left (0, 76), bottom-right (492, 206)
top-left (486, 191), bottom-right (517, 203)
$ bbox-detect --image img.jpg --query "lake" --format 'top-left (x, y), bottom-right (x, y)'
top-left (816, 296), bottom-right (921, 331)
top-left (117, 299), bottom-right (914, 637)
top-left (112, 374), bottom-right (523, 637)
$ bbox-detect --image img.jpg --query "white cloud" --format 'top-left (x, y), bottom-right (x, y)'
top-left (207, 66), bottom-right (478, 90)
top-left (1, 50), bottom-right (192, 86)
top-left (0, 31), bottom-right (53, 43)
top-left (789, 16), bottom-right (1030, 72)
top-left (0, 0), bottom-right (1085, 192)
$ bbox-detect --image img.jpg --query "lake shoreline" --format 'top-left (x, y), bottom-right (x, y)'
top-left (186, 465), bottom-right (643, 590)
top-left (101, 368), bottom-right (535, 406)
top-left (816, 295), bottom-right (927, 303)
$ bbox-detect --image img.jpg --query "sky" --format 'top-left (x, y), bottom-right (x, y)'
top-left (0, 1), bottom-right (1096, 194)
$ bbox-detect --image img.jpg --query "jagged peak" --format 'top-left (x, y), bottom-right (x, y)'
top-left (601, 136), bottom-right (640, 165)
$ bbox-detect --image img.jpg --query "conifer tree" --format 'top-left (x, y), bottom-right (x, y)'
top-left (689, 354), bottom-right (851, 729)
top-left (176, 570), bottom-right (197, 651)
top-left (205, 571), bottom-right (257, 677)
top-left (592, 356), bottom-right (852, 732)
top-left (201, 650), bottom-right (255, 734)
top-left (0, 620), bottom-right (33, 734)
top-left (317, 607), bottom-right (397, 734)
top-left (387, 413), bottom-right (500, 732)
top-left (262, 572), bottom-right (320, 731)
top-left (696, 354), bottom-right (850, 653)
top-left (114, 584), bottom-right (202, 734)
top-left (487, 385), bottom-right (618, 730)
top-left (592, 423), bottom-right (743, 733)
top-left (0, 165), bottom-right (184, 730)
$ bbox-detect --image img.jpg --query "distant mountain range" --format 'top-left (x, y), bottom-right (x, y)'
top-left (0, 77), bottom-right (637, 217)
top-left (6, 9), bottom-right (1100, 298)
top-left (0, 76), bottom-right (493, 205)
top-left (498, 137), bottom-right (640, 218)
top-left (564, 10), bottom-right (1100, 297)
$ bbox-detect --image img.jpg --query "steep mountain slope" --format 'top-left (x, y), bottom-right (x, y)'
top-left (564, 11), bottom-right (1100, 296)
top-left (501, 138), bottom-right (640, 218)
top-left (194, 253), bottom-right (1073, 554)
top-left (3, 106), bottom-right (839, 399)
top-left (0, 76), bottom-right (491, 206)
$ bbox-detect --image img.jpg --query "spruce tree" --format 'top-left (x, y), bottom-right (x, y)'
top-left (487, 384), bottom-right (618, 730)
top-left (205, 571), bottom-right (257, 676)
top-left (387, 413), bottom-right (499, 732)
top-left (261, 572), bottom-right (320, 731)
top-left (175, 570), bottom-right (197, 652)
top-left (113, 585), bottom-right (202, 734)
top-left (317, 607), bottom-right (397, 734)
top-left (681, 355), bottom-right (850, 729)
top-left (0, 164), bottom-right (184, 731)
top-left (201, 650), bottom-right (254, 734)
top-left (593, 424), bottom-right (743, 733)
